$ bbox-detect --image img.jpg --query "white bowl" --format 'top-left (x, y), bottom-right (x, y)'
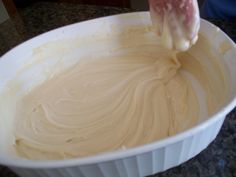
top-left (0, 12), bottom-right (236, 177)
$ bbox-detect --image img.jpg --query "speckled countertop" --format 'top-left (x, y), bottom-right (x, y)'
top-left (0, 2), bottom-right (236, 177)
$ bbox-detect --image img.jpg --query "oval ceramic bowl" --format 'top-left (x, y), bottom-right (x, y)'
top-left (0, 12), bottom-right (236, 177)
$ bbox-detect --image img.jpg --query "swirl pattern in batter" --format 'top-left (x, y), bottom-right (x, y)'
top-left (14, 34), bottom-right (226, 160)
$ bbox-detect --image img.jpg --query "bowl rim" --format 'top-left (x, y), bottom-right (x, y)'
top-left (0, 11), bottom-right (236, 169)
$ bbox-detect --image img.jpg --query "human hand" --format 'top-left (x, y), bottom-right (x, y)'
top-left (149, 0), bottom-right (200, 51)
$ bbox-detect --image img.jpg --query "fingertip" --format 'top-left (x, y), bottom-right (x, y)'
top-left (191, 35), bottom-right (198, 45)
top-left (175, 39), bottom-right (190, 52)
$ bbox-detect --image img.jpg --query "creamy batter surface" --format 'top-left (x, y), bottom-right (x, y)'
top-left (13, 33), bottom-right (226, 160)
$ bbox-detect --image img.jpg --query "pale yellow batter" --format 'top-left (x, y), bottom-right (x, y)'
top-left (13, 31), bottom-right (226, 160)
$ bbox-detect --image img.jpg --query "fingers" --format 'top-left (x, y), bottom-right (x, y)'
top-left (149, 0), bottom-right (200, 51)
